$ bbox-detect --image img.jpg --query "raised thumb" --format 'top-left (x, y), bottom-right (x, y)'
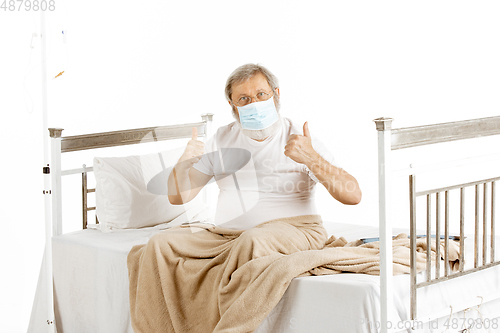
top-left (192, 127), bottom-right (198, 140)
top-left (303, 122), bottom-right (311, 138)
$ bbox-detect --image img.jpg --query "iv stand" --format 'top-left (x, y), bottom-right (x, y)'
top-left (40, 9), bottom-right (56, 333)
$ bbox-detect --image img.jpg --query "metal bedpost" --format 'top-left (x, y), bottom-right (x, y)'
top-left (44, 127), bottom-right (62, 333)
top-left (50, 128), bottom-right (64, 236)
top-left (49, 128), bottom-right (63, 333)
top-left (374, 117), bottom-right (394, 333)
top-left (409, 174), bottom-right (417, 320)
top-left (201, 113), bottom-right (214, 137)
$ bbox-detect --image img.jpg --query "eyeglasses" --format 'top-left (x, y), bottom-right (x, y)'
top-left (232, 90), bottom-right (274, 107)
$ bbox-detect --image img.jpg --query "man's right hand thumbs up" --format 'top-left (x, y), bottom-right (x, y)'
top-left (177, 127), bottom-right (205, 171)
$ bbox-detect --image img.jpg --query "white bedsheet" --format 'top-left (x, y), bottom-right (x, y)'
top-left (28, 221), bottom-right (500, 333)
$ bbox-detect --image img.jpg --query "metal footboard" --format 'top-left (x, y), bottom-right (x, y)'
top-left (374, 115), bottom-right (500, 331)
top-left (409, 174), bottom-right (500, 320)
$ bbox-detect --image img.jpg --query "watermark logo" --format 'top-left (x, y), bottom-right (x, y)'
top-left (135, 127), bottom-right (259, 229)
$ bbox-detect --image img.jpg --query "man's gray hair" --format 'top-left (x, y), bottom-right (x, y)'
top-left (225, 63), bottom-right (280, 112)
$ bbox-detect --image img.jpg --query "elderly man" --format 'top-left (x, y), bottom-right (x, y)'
top-left (129, 64), bottom-right (362, 333)
top-left (168, 63), bottom-right (361, 228)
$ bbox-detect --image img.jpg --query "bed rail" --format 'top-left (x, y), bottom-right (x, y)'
top-left (388, 116), bottom-right (500, 150)
top-left (374, 115), bottom-right (500, 331)
top-left (57, 121), bottom-right (210, 153)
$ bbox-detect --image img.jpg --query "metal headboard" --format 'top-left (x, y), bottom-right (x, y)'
top-left (48, 113), bottom-right (214, 233)
top-left (374, 115), bottom-right (500, 329)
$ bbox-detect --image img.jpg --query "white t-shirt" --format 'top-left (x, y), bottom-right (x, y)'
top-left (193, 117), bottom-right (338, 230)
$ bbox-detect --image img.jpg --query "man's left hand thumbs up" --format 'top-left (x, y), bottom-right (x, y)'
top-left (303, 121), bottom-right (311, 138)
top-left (284, 121), bottom-right (319, 165)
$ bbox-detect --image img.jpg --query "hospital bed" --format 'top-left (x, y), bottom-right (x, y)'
top-left (28, 114), bottom-right (500, 333)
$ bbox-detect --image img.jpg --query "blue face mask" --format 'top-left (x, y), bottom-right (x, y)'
top-left (237, 97), bottom-right (279, 131)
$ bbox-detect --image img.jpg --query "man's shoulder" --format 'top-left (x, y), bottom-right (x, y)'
top-left (282, 117), bottom-right (302, 135)
top-left (211, 121), bottom-right (241, 144)
top-left (215, 121), bottom-right (238, 136)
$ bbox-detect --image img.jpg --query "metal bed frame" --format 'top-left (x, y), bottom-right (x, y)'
top-left (40, 114), bottom-right (499, 333)
top-left (374, 116), bottom-right (500, 332)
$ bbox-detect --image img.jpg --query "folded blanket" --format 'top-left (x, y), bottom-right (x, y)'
top-left (127, 215), bottom-right (459, 333)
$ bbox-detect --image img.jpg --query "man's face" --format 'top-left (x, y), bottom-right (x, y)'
top-left (229, 73), bottom-right (280, 118)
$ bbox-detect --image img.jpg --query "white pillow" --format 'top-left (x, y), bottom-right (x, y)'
top-left (93, 147), bottom-right (204, 232)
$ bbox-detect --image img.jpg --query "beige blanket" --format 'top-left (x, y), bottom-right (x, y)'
top-left (127, 215), bottom-right (460, 333)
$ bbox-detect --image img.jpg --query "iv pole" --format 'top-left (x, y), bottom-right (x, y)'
top-left (40, 9), bottom-right (56, 333)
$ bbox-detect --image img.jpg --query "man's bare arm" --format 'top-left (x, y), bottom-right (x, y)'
top-left (284, 122), bottom-right (361, 205)
top-left (305, 155), bottom-right (361, 205)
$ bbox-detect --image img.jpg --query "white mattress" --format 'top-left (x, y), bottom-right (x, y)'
top-left (28, 221), bottom-right (500, 333)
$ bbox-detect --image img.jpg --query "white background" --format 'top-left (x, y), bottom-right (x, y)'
top-left (1, 1), bottom-right (500, 332)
